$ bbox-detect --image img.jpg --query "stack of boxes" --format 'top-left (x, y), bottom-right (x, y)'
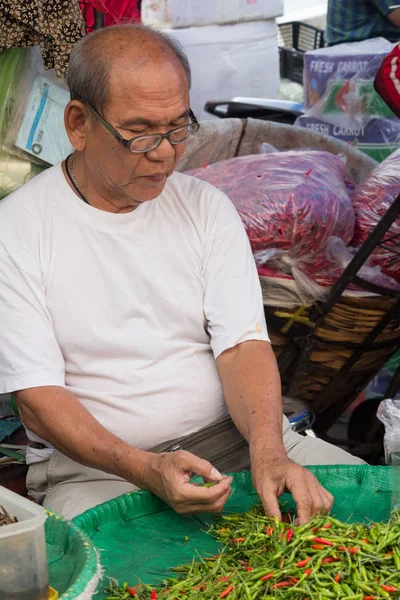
top-left (141, 0), bottom-right (283, 120)
top-left (296, 37), bottom-right (400, 162)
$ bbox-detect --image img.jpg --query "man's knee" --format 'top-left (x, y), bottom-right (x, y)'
top-left (43, 479), bottom-right (138, 519)
top-left (283, 420), bottom-right (365, 466)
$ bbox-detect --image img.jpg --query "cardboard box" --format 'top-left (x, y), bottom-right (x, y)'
top-left (296, 115), bottom-right (400, 162)
top-left (165, 20), bottom-right (280, 120)
top-left (303, 37), bottom-right (393, 110)
top-left (142, 0), bottom-right (283, 28)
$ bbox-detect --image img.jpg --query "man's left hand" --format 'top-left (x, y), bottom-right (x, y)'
top-left (251, 448), bottom-right (333, 524)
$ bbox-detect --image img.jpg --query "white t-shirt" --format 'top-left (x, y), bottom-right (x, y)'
top-left (0, 165), bottom-right (269, 463)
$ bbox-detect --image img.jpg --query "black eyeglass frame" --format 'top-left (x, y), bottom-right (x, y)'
top-left (86, 103), bottom-right (200, 154)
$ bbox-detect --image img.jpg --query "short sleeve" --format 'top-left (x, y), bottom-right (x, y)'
top-left (202, 193), bottom-right (270, 358)
top-left (0, 253), bottom-right (65, 393)
top-left (371, 0), bottom-right (397, 16)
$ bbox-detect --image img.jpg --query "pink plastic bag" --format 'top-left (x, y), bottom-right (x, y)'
top-left (352, 148), bottom-right (400, 281)
top-left (187, 151), bottom-right (355, 288)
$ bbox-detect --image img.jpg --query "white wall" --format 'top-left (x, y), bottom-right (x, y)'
top-left (283, 0), bottom-right (327, 13)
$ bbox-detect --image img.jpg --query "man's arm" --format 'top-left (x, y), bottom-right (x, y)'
top-left (15, 386), bottom-right (232, 514)
top-left (388, 8), bottom-right (400, 26)
top-left (216, 340), bottom-right (333, 523)
top-left (216, 341), bottom-right (284, 451)
top-left (371, 0), bottom-right (400, 25)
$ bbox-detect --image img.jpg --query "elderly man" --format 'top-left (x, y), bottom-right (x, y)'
top-left (0, 24), bottom-right (363, 521)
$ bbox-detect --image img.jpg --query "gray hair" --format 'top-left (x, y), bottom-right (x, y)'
top-left (67, 24), bottom-right (191, 112)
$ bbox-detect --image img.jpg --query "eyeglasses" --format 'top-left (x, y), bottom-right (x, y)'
top-left (87, 103), bottom-right (200, 154)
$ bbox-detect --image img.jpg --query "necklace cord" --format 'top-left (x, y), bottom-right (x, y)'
top-left (65, 153), bottom-right (89, 205)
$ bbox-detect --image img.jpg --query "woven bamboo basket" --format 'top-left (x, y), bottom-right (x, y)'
top-left (181, 118), bottom-right (400, 431)
top-left (262, 292), bottom-right (400, 431)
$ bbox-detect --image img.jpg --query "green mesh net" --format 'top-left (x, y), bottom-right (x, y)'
top-left (72, 465), bottom-right (399, 600)
top-left (46, 511), bottom-right (101, 598)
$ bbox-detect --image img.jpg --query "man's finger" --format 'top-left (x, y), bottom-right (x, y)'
top-left (305, 472), bottom-right (333, 517)
top-left (180, 476), bottom-right (233, 506)
top-left (177, 487), bottom-right (232, 515)
top-left (291, 471), bottom-right (333, 524)
top-left (177, 451), bottom-right (223, 482)
top-left (309, 483), bottom-right (329, 517)
top-left (260, 486), bottom-right (282, 521)
top-left (319, 484), bottom-right (334, 514)
top-left (289, 473), bottom-right (314, 524)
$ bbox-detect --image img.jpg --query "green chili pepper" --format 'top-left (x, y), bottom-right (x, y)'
top-left (105, 506), bottom-right (400, 599)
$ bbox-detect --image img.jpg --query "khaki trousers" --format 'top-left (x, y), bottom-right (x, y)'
top-left (27, 415), bottom-right (364, 520)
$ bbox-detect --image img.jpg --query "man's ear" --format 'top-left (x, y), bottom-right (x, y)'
top-left (64, 100), bottom-right (91, 151)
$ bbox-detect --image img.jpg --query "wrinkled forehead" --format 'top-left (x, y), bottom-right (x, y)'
top-left (105, 54), bottom-right (190, 115)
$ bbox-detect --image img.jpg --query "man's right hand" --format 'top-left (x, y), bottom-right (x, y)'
top-left (142, 450), bottom-right (233, 514)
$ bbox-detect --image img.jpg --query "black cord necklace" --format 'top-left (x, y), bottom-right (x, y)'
top-left (65, 153), bottom-right (89, 205)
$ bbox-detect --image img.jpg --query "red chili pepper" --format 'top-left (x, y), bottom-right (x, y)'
top-left (363, 596), bottom-right (376, 600)
top-left (349, 547), bottom-right (360, 555)
top-left (290, 577), bottom-right (299, 584)
top-left (297, 558), bottom-right (311, 568)
top-left (200, 584), bottom-right (208, 591)
top-left (286, 529), bottom-right (294, 543)
top-left (220, 576), bottom-right (231, 582)
top-left (312, 544), bottom-right (325, 550)
top-left (304, 569), bottom-right (312, 577)
top-left (322, 557), bottom-right (339, 564)
top-left (381, 585), bottom-right (398, 592)
top-left (264, 527), bottom-right (274, 536)
top-left (220, 585), bottom-right (235, 598)
top-left (151, 591), bottom-right (157, 600)
top-left (234, 537), bottom-right (245, 543)
top-left (337, 546), bottom-right (347, 551)
top-left (127, 588), bottom-right (137, 597)
top-left (244, 567), bottom-right (253, 572)
top-left (283, 514), bottom-right (291, 523)
top-left (271, 581), bottom-right (294, 589)
top-left (360, 539), bottom-right (370, 544)
top-left (260, 573), bottom-right (274, 581)
top-left (334, 573), bottom-right (341, 584)
top-left (313, 537), bottom-right (334, 547)
top-left (323, 522), bottom-right (332, 529)
top-left (312, 526), bottom-right (319, 533)
top-left (385, 551), bottom-right (394, 557)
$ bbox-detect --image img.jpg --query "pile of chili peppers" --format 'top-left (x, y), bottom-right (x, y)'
top-left (105, 505), bottom-right (400, 599)
top-left (352, 148), bottom-right (400, 283)
top-left (186, 151), bottom-right (355, 288)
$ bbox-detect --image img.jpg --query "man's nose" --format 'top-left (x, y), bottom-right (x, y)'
top-left (146, 137), bottom-right (175, 160)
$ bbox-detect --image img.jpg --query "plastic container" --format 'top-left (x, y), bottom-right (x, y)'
top-left (278, 21), bottom-right (325, 84)
top-left (0, 485), bottom-right (48, 600)
top-left (48, 587), bottom-right (58, 600)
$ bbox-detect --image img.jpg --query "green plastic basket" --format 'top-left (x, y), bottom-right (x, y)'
top-left (73, 465), bottom-right (397, 600)
top-left (46, 511), bottom-right (102, 599)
